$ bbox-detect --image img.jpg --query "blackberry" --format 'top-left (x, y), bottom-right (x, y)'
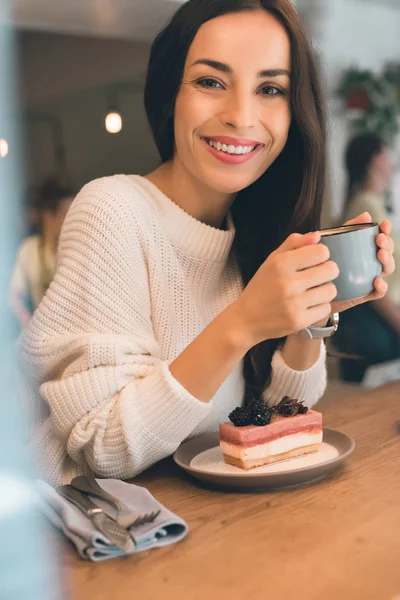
top-left (252, 406), bottom-right (274, 426)
top-left (228, 406), bottom-right (252, 427)
top-left (248, 399), bottom-right (274, 426)
top-left (229, 399), bottom-right (276, 427)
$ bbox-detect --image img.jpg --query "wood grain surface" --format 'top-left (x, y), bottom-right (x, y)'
top-left (54, 382), bottom-right (400, 600)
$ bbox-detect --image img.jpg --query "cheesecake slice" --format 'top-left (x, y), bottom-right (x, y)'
top-left (219, 398), bottom-right (323, 470)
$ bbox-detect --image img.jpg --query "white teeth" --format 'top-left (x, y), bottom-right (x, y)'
top-left (206, 139), bottom-right (256, 155)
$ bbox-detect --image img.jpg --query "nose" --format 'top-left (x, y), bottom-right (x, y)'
top-left (219, 88), bottom-right (256, 131)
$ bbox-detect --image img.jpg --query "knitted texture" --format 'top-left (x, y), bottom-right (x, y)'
top-left (19, 175), bottom-right (327, 485)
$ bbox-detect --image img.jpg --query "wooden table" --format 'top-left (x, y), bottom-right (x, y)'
top-left (59, 382), bottom-right (400, 600)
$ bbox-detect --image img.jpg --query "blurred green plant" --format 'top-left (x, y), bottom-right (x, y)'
top-left (337, 65), bottom-right (400, 141)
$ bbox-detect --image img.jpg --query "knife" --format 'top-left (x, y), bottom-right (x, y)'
top-left (57, 484), bottom-right (135, 554)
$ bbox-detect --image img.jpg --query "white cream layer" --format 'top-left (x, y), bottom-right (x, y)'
top-left (220, 431), bottom-right (323, 460)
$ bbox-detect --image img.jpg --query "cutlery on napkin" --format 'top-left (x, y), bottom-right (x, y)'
top-left (36, 478), bottom-right (189, 561)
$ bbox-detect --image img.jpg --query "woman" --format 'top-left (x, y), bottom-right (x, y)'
top-left (333, 133), bottom-right (400, 382)
top-left (9, 179), bottom-right (74, 329)
top-left (19, 0), bottom-right (394, 484)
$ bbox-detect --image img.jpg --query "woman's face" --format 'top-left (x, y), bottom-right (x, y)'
top-left (173, 10), bottom-right (292, 195)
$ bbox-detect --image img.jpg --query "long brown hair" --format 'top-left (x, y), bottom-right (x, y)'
top-left (144, 0), bottom-right (327, 402)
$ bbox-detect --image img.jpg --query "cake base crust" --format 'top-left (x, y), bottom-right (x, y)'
top-left (223, 444), bottom-right (319, 470)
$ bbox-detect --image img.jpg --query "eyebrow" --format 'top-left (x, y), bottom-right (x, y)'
top-left (190, 59), bottom-right (290, 78)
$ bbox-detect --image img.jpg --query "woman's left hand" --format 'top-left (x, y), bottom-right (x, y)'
top-left (331, 211), bottom-right (395, 314)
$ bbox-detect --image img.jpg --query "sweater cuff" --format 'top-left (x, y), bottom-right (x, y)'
top-left (262, 342), bottom-right (327, 409)
top-left (128, 360), bottom-right (212, 445)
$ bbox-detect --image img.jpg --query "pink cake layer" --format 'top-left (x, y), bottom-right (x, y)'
top-left (219, 410), bottom-right (322, 448)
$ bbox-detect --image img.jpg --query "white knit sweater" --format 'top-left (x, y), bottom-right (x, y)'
top-left (19, 174), bottom-right (327, 485)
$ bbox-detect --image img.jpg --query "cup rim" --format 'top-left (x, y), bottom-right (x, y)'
top-left (319, 222), bottom-right (379, 238)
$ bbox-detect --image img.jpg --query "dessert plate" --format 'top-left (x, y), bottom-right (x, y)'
top-left (173, 429), bottom-right (355, 490)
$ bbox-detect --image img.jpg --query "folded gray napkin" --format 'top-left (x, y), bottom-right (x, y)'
top-left (36, 478), bottom-right (189, 561)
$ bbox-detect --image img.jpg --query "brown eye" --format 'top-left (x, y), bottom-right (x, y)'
top-left (259, 85), bottom-right (288, 97)
top-left (196, 78), bottom-right (224, 90)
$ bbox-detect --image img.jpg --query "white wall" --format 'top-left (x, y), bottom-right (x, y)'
top-left (321, 0), bottom-right (400, 82)
top-left (299, 0), bottom-right (400, 224)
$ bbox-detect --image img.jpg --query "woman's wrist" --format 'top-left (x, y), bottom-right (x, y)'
top-left (312, 316), bottom-right (330, 328)
top-left (223, 302), bottom-right (331, 352)
top-left (221, 302), bottom-right (256, 354)
top-left (282, 333), bottom-right (322, 371)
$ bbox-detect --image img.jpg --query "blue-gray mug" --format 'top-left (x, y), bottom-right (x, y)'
top-left (319, 222), bottom-right (382, 302)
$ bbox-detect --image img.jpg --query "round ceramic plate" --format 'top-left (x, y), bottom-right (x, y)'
top-left (173, 428), bottom-right (355, 491)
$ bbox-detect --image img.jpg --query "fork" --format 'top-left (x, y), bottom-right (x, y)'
top-left (71, 475), bottom-right (161, 529)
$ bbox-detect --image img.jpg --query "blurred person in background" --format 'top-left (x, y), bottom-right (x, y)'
top-left (9, 178), bottom-right (74, 328)
top-left (22, 185), bottom-right (41, 237)
top-left (333, 133), bottom-right (400, 382)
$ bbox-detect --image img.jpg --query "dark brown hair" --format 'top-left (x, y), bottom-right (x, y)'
top-left (35, 178), bottom-right (75, 214)
top-left (144, 0), bottom-right (326, 401)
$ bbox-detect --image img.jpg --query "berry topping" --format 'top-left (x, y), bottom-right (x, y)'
top-left (248, 399), bottom-right (274, 426)
top-left (275, 396), bottom-right (308, 417)
top-left (228, 399), bottom-right (274, 427)
top-left (228, 396), bottom-right (309, 427)
top-left (228, 406), bottom-right (253, 427)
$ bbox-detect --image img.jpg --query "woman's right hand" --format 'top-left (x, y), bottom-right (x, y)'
top-left (233, 232), bottom-right (339, 347)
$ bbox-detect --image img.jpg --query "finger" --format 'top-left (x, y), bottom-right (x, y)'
top-left (378, 249), bottom-right (395, 276)
top-left (379, 219), bottom-right (392, 236)
top-left (343, 212), bottom-right (371, 226)
top-left (373, 277), bottom-right (389, 296)
top-left (284, 243), bottom-right (330, 272)
top-left (296, 261), bottom-right (339, 292)
top-left (376, 233), bottom-right (394, 253)
top-left (277, 231), bottom-right (321, 254)
top-left (300, 282), bottom-right (338, 308)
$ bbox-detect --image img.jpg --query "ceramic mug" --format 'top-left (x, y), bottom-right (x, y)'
top-left (319, 222), bottom-right (382, 302)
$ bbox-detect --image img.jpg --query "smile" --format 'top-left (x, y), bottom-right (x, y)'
top-left (202, 137), bottom-right (264, 165)
top-left (205, 138), bottom-right (258, 155)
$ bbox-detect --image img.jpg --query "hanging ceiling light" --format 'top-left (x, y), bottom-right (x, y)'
top-left (0, 139), bottom-right (8, 158)
top-left (104, 81), bottom-right (142, 134)
top-left (105, 109), bottom-right (122, 134)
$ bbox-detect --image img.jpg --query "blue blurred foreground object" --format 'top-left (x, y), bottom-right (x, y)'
top-left (0, 2), bottom-right (61, 598)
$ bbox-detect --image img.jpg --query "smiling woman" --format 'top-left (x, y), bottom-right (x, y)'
top-left (19, 0), bottom-right (395, 485)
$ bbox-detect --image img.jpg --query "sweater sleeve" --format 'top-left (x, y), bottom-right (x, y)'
top-left (19, 179), bottom-right (212, 483)
top-left (263, 341), bottom-right (327, 408)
